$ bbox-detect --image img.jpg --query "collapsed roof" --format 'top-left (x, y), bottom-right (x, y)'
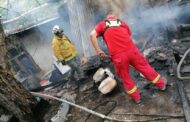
top-left (0, 0), bottom-right (66, 35)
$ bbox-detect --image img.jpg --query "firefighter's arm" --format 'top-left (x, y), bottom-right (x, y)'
top-left (90, 29), bottom-right (106, 58)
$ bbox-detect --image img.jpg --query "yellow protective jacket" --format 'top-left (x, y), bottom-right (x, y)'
top-left (52, 34), bottom-right (77, 61)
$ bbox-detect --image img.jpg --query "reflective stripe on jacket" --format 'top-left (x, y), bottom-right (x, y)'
top-left (52, 35), bottom-right (77, 61)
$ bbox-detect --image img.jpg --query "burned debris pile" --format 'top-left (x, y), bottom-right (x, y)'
top-left (36, 37), bottom-right (188, 122)
top-left (1, 0), bottom-right (190, 122)
top-left (143, 46), bottom-right (175, 74)
top-left (172, 37), bottom-right (190, 77)
top-left (30, 1), bottom-right (190, 122)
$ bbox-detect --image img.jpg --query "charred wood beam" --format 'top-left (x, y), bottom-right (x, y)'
top-left (179, 24), bottom-right (190, 36)
top-left (0, 18), bottom-right (37, 122)
top-left (0, 92), bottom-right (32, 122)
top-left (180, 24), bottom-right (190, 29)
top-left (178, 24), bottom-right (190, 38)
top-left (176, 81), bottom-right (190, 122)
top-left (173, 52), bottom-right (181, 64)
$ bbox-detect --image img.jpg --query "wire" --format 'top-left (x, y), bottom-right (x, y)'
top-left (177, 48), bottom-right (190, 80)
top-left (31, 92), bottom-right (176, 122)
top-left (111, 112), bottom-right (184, 118)
top-left (83, 100), bottom-right (117, 122)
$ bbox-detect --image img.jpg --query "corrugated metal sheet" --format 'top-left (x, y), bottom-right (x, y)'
top-left (67, 0), bottom-right (95, 57)
top-left (2, 1), bottom-right (62, 36)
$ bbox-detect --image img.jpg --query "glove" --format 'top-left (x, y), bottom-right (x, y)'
top-left (61, 60), bottom-right (66, 65)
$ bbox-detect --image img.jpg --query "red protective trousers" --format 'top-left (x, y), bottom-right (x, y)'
top-left (111, 46), bottom-right (165, 101)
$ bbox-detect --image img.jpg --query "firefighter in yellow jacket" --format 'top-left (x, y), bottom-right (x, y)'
top-left (52, 25), bottom-right (86, 89)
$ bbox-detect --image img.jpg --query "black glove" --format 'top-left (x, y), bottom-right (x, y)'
top-left (61, 60), bottom-right (66, 65)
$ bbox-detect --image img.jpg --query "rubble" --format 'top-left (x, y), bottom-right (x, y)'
top-left (181, 66), bottom-right (190, 73)
top-left (143, 46), bottom-right (176, 74)
top-left (0, 107), bottom-right (13, 122)
top-left (21, 74), bottom-right (41, 90)
top-left (82, 56), bottom-right (101, 73)
top-left (172, 37), bottom-right (190, 56)
top-left (172, 24), bottom-right (190, 79)
top-left (1, 0), bottom-right (190, 121)
top-left (79, 81), bottom-right (94, 92)
top-left (51, 102), bottom-right (70, 122)
top-left (0, 114), bottom-right (13, 122)
top-left (56, 90), bottom-right (65, 98)
top-left (61, 92), bottom-right (77, 103)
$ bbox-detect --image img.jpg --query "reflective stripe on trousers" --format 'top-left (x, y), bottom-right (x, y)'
top-left (111, 47), bottom-right (165, 100)
top-left (151, 74), bottom-right (160, 84)
top-left (127, 86), bottom-right (137, 95)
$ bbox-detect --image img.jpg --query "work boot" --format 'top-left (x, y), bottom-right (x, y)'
top-left (67, 80), bottom-right (79, 90)
top-left (160, 77), bottom-right (167, 91)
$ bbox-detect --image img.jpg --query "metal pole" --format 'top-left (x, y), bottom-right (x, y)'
top-left (31, 92), bottom-right (173, 122)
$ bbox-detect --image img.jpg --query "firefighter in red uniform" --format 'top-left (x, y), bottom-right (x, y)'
top-left (90, 11), bottom-right (167, 103)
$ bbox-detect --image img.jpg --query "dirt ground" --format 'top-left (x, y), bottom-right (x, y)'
top-left (68, 70), bottom-right (185, 122)
top-left (40, 65), bottom-right (185, 122)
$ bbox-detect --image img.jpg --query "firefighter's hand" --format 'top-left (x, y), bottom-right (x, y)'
top-left (61, 60), bottom-right (66, 65)
top-left (97, 50), bottom-right (106, 59)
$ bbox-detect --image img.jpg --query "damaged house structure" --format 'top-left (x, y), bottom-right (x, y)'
top-left (0, 0), bottom-right (190, 122)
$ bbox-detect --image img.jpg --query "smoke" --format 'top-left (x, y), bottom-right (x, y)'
top-left (91, 0), bottom-right (133, 20)
top-left (2, 0), bottom-right (190, 71)
top-left (125, 2), bottom-right (190, 39)
top-left (91, 0), bottom-right (190, 42)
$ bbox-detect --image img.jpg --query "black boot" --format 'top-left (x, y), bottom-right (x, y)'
top-left (66, 77), bottom-right (79, 90)
top-left (78, 76), bottom-right (88, 84)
